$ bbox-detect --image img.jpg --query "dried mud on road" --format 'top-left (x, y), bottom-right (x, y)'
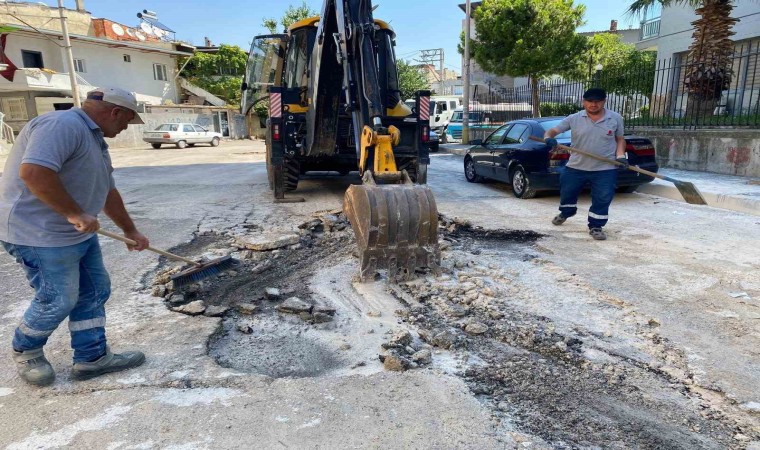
top-left (143, 213), bottom-right (758, 449)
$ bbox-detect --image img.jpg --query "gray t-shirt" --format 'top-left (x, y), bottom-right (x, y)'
top-left (555, 109), bottom-right (624, 171)
top-left (0, 108), bottom-right (115, 247)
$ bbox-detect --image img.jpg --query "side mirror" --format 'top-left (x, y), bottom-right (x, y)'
top-left (240, 82), bottom-right (248, 91)
top-left (470, 139), bottom-right (483, 146)
top-left (435, 115), bottom-right (440, 121)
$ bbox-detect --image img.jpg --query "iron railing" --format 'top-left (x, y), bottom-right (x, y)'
top-left (463, 40), bottom-right (760, 132)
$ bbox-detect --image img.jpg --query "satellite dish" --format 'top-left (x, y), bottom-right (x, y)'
top-left (125, 28), bottom-right (135, 38)
top-left (111, 23), bottom-right (125, 36)
top-left (135, 31), bottom-right (146, 41)
top-left (152, 25), bottom-right (166, 38)
top-left (140, 22), bottom-right (154, 35)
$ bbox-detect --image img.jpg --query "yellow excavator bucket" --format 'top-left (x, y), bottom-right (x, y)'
top-left (344, 170), bottom-right (440, 281)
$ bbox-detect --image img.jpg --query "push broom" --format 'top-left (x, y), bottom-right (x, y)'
top-left (97, 229), bottom-right (236, 289)
top-left (529, 136), bottom-right (708, 205)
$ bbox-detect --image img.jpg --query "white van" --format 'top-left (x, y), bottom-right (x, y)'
top-left (405, 95), bottom-right (462, 137)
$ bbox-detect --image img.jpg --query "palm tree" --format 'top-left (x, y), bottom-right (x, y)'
top-left (629, 0), bottom-right (738, 118)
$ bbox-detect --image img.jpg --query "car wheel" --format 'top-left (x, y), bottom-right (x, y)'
top-left (511, 166), bottom-right (537, 199)
top-left (616, 185), bottom-right (638, 193)
top-left (151, 143), bottom-right (161, 149)
top-left (210, 137), bottom-right (220, 147)
top-left (464, 157), bottom-right (483, 183)
top-left (176, 140), bottom-right (187, 149)
top-left (430, 143), bottom-right (439, 152)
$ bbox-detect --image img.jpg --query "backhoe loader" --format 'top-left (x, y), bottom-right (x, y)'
top-left (241, 0), bottom-right (439, 281)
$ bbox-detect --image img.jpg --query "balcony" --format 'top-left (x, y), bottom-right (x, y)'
top-left (640, 17), bottom-right (661, 41)
top-left (0, 68), bottom-right (76, 93)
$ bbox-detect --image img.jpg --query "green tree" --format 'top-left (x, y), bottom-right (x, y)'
top-left (628, 0), bottom-right (737, 117)
top-left (262, 1), bottom-right (318, 34)
top-left (397, 60), bottom-right (431, 100)
top-left (468, 0), bottom-right (588, 117)
top-left (569, 33), bottom-right (656, 96)
top-left (181, 44), bottom-right (248, 106)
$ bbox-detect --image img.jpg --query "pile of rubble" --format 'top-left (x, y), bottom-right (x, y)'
top-left (148, 210), bottom-right (352, 323)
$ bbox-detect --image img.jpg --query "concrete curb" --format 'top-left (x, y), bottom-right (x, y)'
top-left (438, 146), bottom-right (760, 217)
top-left (635, 183), bottom-right (760, 217)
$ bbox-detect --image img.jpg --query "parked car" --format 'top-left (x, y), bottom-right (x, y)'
top-left (446, 108), bottom-right (494, 142)
top-left (429, 129), bottom-right (440, 152)
top-left (463, 117), bottom-right (659, 199)
top-left (143, 123), bottom-right (222, 149)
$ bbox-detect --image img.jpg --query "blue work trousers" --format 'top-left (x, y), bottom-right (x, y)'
top-left (558, 167), bottom-right (618, 229)
top-left (2, 236), bottom-right (110, 362)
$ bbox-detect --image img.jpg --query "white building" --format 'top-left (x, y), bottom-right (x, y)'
top-left (0, 1), bottom-right (194, 133)
top-left (635, 2), bottom-right (760, 117)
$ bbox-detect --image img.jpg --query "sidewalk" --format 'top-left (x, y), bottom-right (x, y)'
top-left (439, 143), bottom-right (760, 217)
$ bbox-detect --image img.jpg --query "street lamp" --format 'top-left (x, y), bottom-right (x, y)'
top-left (594, 64), bottom-right (603, 87)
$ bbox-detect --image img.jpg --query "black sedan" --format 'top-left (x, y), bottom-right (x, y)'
top-left (463, 117), bottom-right (659, 198)
top-left (429, 129), bottom-right (440, 152)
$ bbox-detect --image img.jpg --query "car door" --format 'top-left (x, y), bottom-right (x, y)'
top-left (193, 124), bottom-right (209, 142)
top-left (492, 123), bottom-right (530, 182)
top-left (473, 124), bottom-right (510, 178)
top-left (182, 124), bottom-right (198, 143)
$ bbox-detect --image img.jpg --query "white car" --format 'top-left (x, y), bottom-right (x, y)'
top-left (143, 123), bottom-right (222, 149)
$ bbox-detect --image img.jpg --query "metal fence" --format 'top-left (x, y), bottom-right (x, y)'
top-left (465, 40), bottom-right (760, 131)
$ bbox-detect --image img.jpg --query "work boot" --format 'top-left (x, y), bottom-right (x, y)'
top-left (552, 214), bottom-right (567, 226)
top-left (12, 348), bottom-right (55, 386)
top-left (70, 347), bottom-right (145, 381)
top-left (589, 227), bottom-right (607, 240)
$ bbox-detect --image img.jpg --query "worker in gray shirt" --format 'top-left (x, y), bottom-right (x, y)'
top-left (0, 87), bottom-right (149, 386)
top-left (543, 88), bottom-right (628, 241)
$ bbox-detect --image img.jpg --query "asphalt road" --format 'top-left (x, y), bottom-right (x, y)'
top-left (0, 140), bottom-right (757, 449)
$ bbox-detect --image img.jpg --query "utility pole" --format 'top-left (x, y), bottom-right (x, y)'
top-left (462, 0), bottom-right (471, 145)
top-left (58, 0), bottom-right (80, 107)
top-left (416, 48), bottom-right (445, 95)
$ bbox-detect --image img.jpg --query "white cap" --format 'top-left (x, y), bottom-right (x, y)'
top-left (86, 87), bottom-right (144, 124)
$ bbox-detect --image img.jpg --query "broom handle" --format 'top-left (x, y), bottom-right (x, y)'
top-left (96, 229), bottom-right (201, 266)
top-left (529, 136), bottom-right (664, 180)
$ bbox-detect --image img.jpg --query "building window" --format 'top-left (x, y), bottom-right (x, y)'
top-left (73, 58), bottom-right (86, 73)
top-left (21, 50), bottom-right (44, 69)
top-left (1, 97), bottom-right (29, 120)
top-left (123, 54), bottom-right (131, 63)
top-left (153, 63), bottom-right (168, 81)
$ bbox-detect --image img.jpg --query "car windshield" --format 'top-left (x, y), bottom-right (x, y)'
top-left (539, 120), bottom-right (571, 139)
top-left (156, 124), bottom-right (179, 131)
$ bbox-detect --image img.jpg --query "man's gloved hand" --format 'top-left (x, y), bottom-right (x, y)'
top-left (616, 156), bottom-right (629, 169)
top-left (544, 137), bottom-right (558, 148)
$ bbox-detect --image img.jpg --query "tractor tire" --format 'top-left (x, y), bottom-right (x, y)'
top-left (284, 157), bottom-right (300, 191)
top-left (397, 157), bottom-right (420, 183)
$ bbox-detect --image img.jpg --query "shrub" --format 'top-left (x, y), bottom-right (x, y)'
top-left (540, 102), bottom-right (582, 117)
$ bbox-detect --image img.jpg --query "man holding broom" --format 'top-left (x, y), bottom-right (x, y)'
top-left (0, 87), bottom-right (149, 386)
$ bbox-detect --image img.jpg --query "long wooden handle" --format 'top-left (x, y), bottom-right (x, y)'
top-left (529, 136), bottom-right (664, 180)
top-left (96, 229), bottom-right (201, 266)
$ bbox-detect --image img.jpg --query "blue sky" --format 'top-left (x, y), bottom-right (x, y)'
top-left (45, 0), bottom-right (642, 73)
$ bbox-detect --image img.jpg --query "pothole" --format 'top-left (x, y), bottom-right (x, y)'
top-left (209, 314), bottom-right (345, 378)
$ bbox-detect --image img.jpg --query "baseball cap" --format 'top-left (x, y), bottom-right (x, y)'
top-left (583, 88), bottom-right (607, 101)
top-left (86, 87), bottom-right (144, 124)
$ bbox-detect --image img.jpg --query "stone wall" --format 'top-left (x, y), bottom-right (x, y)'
top-left (633, 129), bottom-right (760, 177)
